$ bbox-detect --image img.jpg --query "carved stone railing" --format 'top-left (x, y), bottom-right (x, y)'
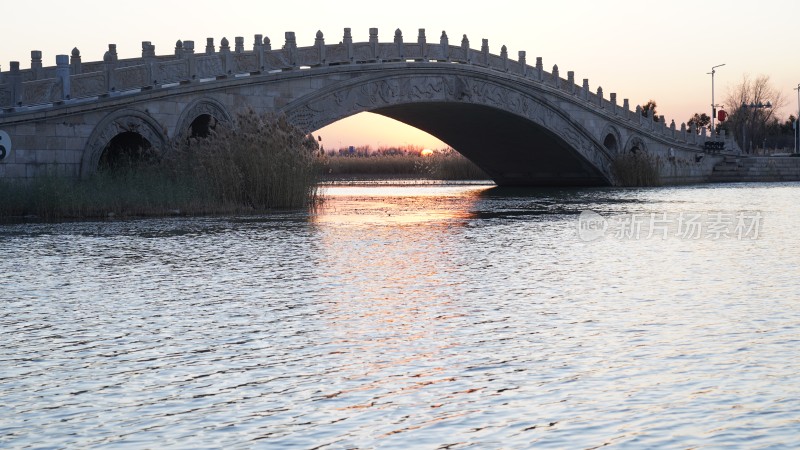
top-left (0, 27), bottom-right (732, 149)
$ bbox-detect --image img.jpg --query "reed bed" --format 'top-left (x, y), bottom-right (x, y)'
top-left (611, 151), bottom-right (661, 187)
top-left (321, 150), bottom-right (489, 180)
top-left (0, 110), bottom-right (320, 220)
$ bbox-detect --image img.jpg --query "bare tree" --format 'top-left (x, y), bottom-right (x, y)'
top-left (724, 74), bottom-right (786, 153)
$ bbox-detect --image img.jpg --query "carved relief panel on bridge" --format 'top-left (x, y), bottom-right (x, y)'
top-left (378, 44), bottom-right (400, 61)
top-left (232, 54), bottom-right (258, 74)
top-left (157, 60), bottom-right (189, 84)
top-left (403, 44), bottom-right (423, 60)
top-left (20, 79), bottom-right (61, 105)
top-left (352, 44), bottom-right (373, 62)
top-left (325, 45), bottom-right (349, 65)
top-left (296, 48), bottom-right (321, 67)
top-left (263, 51), bottom-right (290, 71)
top-left (71, 72), bottom-right (107, 98)
top-left (0, 87), bottom-right (11, 107)
top-left (196, 56), bottom-right (224, 79)
top-left (115, 65), bottom-right (149, 91)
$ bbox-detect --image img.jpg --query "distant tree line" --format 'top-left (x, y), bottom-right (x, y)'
top-left (645, 74), bottom-right (797, 154)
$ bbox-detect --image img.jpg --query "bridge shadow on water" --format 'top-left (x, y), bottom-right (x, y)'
top-left (471, 185), bottom-right (656, 221)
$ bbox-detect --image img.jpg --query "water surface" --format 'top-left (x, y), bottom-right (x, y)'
top-left (2, 182), bottom-right (799, 448)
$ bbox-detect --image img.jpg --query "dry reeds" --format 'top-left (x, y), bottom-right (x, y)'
top-left (320, 149), bottom-right (488, 180)
top-left (0, 110), bottom-right (320, 220)
top-left (611, 151), bottom-right (661, 187)
top-left (167, 110), bottom-right (319, 209)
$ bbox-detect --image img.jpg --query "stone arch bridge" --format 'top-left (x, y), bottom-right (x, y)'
top-left (0, 28), bottom-right (737, 185)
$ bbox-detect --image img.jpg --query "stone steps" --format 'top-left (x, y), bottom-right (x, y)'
top-left (710, 156), bottom-right (800, 182)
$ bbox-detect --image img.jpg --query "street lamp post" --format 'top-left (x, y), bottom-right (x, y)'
top-left (709, 64), bottom-right (725, 136)
top-left (794, 83), bottom-right (799, 154)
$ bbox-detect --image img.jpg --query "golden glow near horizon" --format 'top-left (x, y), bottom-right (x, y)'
top-left (6, 0), bottom-right (798, 148)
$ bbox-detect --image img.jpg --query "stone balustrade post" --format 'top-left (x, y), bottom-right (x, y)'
top-left (552, 64), bottom-right (559, 88)
top-left (369, 28), bottom-right (379, 61)
top-left (103, 48), bottom-right (116, 93)
top-left (670, 120), bottom-right (676, 138)
top-left (175, 40), bottom-right (184, 57)
top-left (142, 41), bottom-right (156, 58)
top-left (254, 34), bottom-right (264, 72)
top-left (597, 86), bottom-right (604, 107)
top-left (184, 40), bottom-right (196, 82)
top-left (418, 29), bottom-right (427, 61)
top-left (680, 123), bottom-right (687, 141)
top-left (394, 29), bottom-right (404, 60)
top-left (635, 105), bottom-right (643, 125)
top-left (206, 37), bottom-right (215, 54)
top-left (500, 45), bottom-right (508, 71)
top-left (582, 79), bottom-right (589, 101)
top-left (623, 99), bottom-right (630, 118)
top-left (461, 35), bottom-right (470, 63)
top-left (31, 51), bottom-right (43, 80)
top-left (610, 92), bottom-right (617, 114)
top-left (220, 37), bottom-right (232, 75)
top-left (70, 48), bottom-right (82, 75)
top-left (481, 39), bottom-right (489, 65)
top-left (141, 42), bottom-right (156, 87)
top-left (535, 57), bottom-right (543, 82)
top-left (285, 32), bottom-right (297, 66)
top-left (235, 37), bottom-right (245, 53)
top-left (519, 51), bottom-right (527, 76)
top-left (567, 71), bottom-right (575, 94)
top-left (343, 28), bottom-right (353, 62)
top-left (700, 127), bottom-right (707, 144)
top-left (689, 122), bottom-right (697, 144)
top-left (315, 31), bottom-right (326, 66)
top-left (263, 36), bottom-right (271, 51)
top-left (440, 31), bottom-right (449, 61)
top-left (56, 54), bottom-right (70, 100)
top-left (10, 62), bottom-right (21, 106)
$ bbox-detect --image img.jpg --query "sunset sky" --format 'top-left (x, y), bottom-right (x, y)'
top-left (3, 0), bottom-right (798, 149)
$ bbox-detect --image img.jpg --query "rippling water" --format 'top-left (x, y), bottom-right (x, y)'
top-left (2, 182), bottom-right (800, 448)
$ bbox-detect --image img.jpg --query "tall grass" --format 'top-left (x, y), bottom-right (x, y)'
top-left (167, 110), bottom-right (319, 209)
top-left (424, 150), bottom-right (489, 180)
top-left (611, 151), bottom-right (661, 187)
top-left (320, 149), bottom-right (489, 180)
top-left (0, 110), bottom-right (320, 220)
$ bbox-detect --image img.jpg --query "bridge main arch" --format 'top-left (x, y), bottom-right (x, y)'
top-left (284, 69), bottom-right (614, 186)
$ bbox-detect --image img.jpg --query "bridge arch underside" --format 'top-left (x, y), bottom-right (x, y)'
top-left (372, 102), bottom-right (609, 186)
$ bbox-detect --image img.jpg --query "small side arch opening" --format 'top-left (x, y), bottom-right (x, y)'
top-left (188, 114), bottom-right (218, 140)
top-left (603, 133), bottom-right (619, 153)
top-left (98, 132), bottom-right (156, 172)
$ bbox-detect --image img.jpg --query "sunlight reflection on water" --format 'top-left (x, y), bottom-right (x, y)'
top-left (1, 182), bottom-right (799, 448)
